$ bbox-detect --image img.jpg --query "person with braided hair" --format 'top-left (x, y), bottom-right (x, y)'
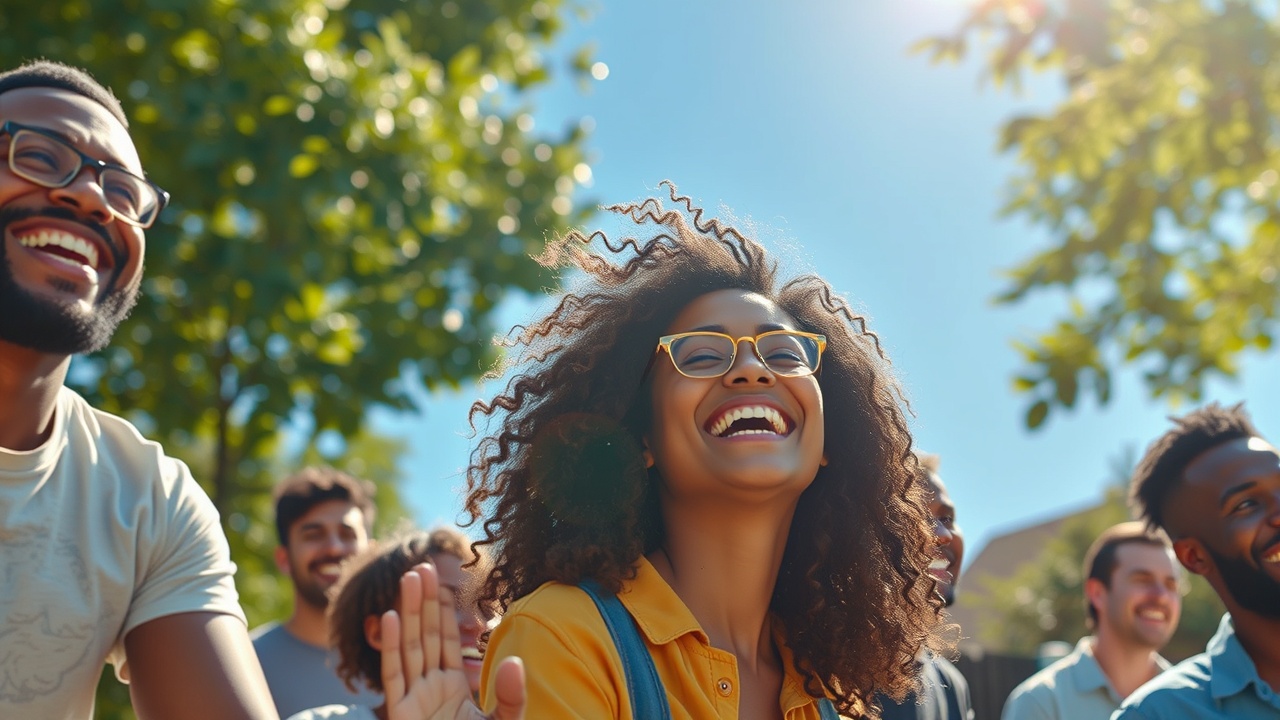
top-left (372, 183), bottom-right (946, 720)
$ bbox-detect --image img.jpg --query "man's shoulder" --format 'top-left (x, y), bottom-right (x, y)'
top-left (1118, 652), bottom-right (1213, 714)
top-left (1008, 648), bottom-right (1081, 698)
top-left (250, 621), bottom-right (287, 649)
top-left (58, 386), bottom-right (185, 478)
top-left (250, 622), bottom-right (327, 663)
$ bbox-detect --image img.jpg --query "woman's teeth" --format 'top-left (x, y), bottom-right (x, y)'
top-left (710, 405), bottom-right (788, 437)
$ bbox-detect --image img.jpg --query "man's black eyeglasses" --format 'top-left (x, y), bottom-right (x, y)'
top-left (1, 120), bottom-right (169, 228)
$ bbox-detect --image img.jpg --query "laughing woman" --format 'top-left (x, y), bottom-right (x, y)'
top-left (380, 183), bottom-right (944, 720)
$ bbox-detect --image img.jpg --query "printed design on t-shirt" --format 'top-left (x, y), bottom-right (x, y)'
top-left (0, 525), bottom-right (115, 702)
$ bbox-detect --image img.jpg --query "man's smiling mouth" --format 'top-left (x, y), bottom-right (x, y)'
top-left (17, 228), bottom-right (102, 270)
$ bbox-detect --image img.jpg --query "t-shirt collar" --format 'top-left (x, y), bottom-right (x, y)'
top-left (0, 385), bottom-right (70, 475)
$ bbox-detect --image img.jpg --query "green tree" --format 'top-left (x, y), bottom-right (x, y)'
top-left (975, 486), bottom-right (1223, 662)
top-left (0, 0), bottom-right (593, 716)
top-left (922, 0), bottom-right (1280, 428)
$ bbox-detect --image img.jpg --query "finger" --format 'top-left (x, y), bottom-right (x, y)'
top-left (399, 569), bottom-right (426, 682)
top-left (491, 657), bottom-right (526, 720)
top-left (437, 574), bottom-right (464, 672)
top-left (416, 563), bottom-right (443, 673)
top-left (380, 610), bottom-right (406, 707)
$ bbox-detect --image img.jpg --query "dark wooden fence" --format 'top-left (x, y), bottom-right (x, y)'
top-left (955, 651), bottom-right (1038, 720)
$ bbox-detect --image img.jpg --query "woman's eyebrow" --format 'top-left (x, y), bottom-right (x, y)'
top-left (684, 323), bottom-right (790, 333)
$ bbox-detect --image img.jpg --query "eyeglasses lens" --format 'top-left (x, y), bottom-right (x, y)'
top-left (10, 129), bottom-right (159, 226)
top-left (10, 130), bottom-right (79, 185)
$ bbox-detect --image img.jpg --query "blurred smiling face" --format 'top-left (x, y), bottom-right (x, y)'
top-left (645, 289), bottom-right (825, 503)
top-left (278, 500), bottom-right (370, 610)
top-left (0, 87), bottom-right (146, 354)
top-left (431, 552), bottom-right (490, 695)
top-left (1094, 543), bottom-right (1182, 651)
top-left (925, 471), bottom-right (964, 606)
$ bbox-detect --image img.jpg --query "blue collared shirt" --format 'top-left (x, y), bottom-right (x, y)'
top-left (1113, 614), bottom-right (1280, 719)
top-left (1002, 636), bottom-right (1167, 720)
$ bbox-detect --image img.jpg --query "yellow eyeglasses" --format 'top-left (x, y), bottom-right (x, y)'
top-left (653, 330), bottom-right (827, 378)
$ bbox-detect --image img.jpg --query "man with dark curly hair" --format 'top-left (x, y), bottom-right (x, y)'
top-left (1114, 403), bottom-right (1280, 719)
top-left (0, 60), bottom-right (276, 719)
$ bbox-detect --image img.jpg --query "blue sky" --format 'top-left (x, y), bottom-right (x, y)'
top-left (378, 0), bottom-right (1280, 563)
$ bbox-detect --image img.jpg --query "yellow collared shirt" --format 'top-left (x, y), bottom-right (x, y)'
top-left (480, 556), bottom-right (848, 719)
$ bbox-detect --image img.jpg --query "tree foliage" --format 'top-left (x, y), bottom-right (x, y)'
top-left (973, 486), bottom-right (1223, 662)
top-left (0, 0), bottom-right (593, 716)
top-left (922, 0), bottom-right (1280, 428)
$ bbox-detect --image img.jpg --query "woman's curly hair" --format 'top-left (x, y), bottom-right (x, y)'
top-left (463, 182), bottom-right (943, 715)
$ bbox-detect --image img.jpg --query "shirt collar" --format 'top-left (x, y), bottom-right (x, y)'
top-left (1069, 636), bottom-right (1170, 701)
top-left (1206, 614), bottom-right (1265, 700)
top-left (1069, 637), bottom-right (1117, 699)
top-left (616, 556), bottom-right (707, 645)
top-left (618, 557), bottom-right (843, 715)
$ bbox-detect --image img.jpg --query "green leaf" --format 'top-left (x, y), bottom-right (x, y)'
top-left (1026, 399), bottom-right (1050, 429)
top-left (288, 153), bottom-right (319, 178)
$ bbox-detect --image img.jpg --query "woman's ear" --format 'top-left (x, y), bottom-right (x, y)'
top-left (820, 454), bottom-right (829, 467)
top-left (364, 614), bottom-right (383, 651)
top-left (642, 437), bottom-right (655, 468)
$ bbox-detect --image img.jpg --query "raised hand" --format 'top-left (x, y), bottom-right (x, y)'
top-left (380, 564), bottom-right (526, 720)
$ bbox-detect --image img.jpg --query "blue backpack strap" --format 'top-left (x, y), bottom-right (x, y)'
top-left (818, 697), bottom-right (840, 719)
top-left (580, 580), bottom-right (672, 720)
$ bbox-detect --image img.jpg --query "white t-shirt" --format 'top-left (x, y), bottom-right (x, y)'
top-left (0, 386), bottom-right (245, 719)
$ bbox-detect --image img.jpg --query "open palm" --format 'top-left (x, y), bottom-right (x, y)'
top-left (380, 564), bottom-right (526, 720)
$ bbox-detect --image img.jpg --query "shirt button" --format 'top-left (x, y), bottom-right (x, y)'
top-left (716, 677), bottom-right (733, 696)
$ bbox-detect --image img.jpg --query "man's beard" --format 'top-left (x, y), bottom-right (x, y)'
top-left (0, 207), bottom-right (138, 354)
top-left (292, 572), bottom-right (332, 610)
top-left (1207, 543), bottom-right (1280, 619)
top-left (289, 556), bottom-right (341, 610)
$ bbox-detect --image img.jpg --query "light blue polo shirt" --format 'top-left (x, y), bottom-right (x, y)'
top-left (1002, 636), bottom-right (1167, 720)
top-left (1113, 614), bottom-right (1280, 719)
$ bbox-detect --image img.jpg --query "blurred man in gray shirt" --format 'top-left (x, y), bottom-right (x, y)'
top-left (251, 468), bottom-right (381, 718)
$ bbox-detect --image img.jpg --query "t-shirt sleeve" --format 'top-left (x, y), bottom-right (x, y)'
top-left (480, 608), bottom-right (621, 719)
top-left (110, 456), bottom-right (244, 675)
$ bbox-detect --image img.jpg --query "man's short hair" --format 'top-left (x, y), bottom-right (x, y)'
top-left (0, 60), bottom-right (128, 127)
top-left (1082, 521), bottom-right (1171, 628)
top-left (1130, 403), bottom-right (1259, 533)
top-left (272, 467), bottom-right (376, 547)
top-left (328, 527), bottom-right (479, 693)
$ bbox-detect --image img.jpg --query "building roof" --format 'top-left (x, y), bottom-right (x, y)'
top-left (949, 501), bottom-right (1104, 653)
